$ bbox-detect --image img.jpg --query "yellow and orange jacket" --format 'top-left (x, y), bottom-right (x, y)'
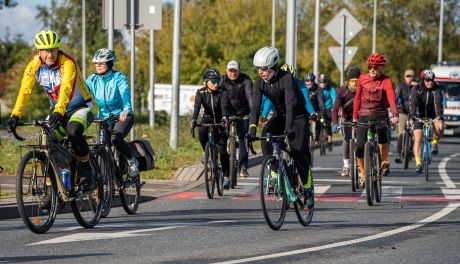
top-left (11, 51), bottom-right (93, 118)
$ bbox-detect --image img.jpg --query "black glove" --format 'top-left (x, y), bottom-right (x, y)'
top-left (248, 125), bottom-right (257, 139)
top-left (49, 112), bottom-right (63, 129)
top-left (189, 119), bottom-right (197, 129)
top-left (285, 129), bottom-right (295, 141)
top-left (321, 110), bottom-right (327, 121)
top-left (6, 115), bottom-right (19, 132)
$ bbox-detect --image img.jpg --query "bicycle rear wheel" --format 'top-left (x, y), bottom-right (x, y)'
top-left (309, 132), bottom-right (315, 168)
top-left (93, 148), bottom-right (114, 218)
top-left (16, 151), bottom-right (58, 234)
top-left (403, 131), bottom-right (411, 170)
top-left (260, 156), bottom-right (286, 230)
top-left (294, 176), bottom-right (314, 226)
top-left (71, 154), bottom-right (103, 228)
top-left (228, 138), bottom-right (237, 189)
top-left (364, 142), bottom-right (374, 206)
top-left (350, 138), bottom-right (358, 192)
top-left (119, 156), bottom-right (141, 214)
top-left (319, 129), bottom-right (327, 156)
top-left (374, 152), bottom-right (382, 203)
top-left (204, 143), bottom-right (216, 199)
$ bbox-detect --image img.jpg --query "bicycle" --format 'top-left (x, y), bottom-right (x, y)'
top-left (227, 115), bottom-right (249, 189)
top-left (308, 113), bottom-right (318, 168)
top-left (192, 123), bottom-right (225, 199)
top-left (414, 117), bottom-right (434, 181)
top-left (340, 121), bottom-right (360, 192)
top-left (402, 119), bottom-right (413, 170)
top-left (9, 120), bottom-right (103, 234)
top-left (248, 133), bottom-right (314, 230)
top-left (318, 117), bottom-right (328, 156)
top-left (344, 119), bottom-right (388, 205)
top-left (91, 115), bottom-right (144, 217)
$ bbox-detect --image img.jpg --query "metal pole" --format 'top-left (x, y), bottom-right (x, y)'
top-left (271, 0), bottom-right (275, 48)
top-left (82, 0), bottom-right (86, 79)
top-left (285, 0), bottom-right (296, 66)
top-left (130, 0), bottom-right (135, 141)
top-left (372, 0), bottom-right (377, 54)
top-left (438, 0), bottom-right (444, 63)
top-left (341, 15), bottom-right (346, 85)
top-left (108, 0), bottom-right (114, 50)
top-left (313, 0), bottom-right (320, 78)
top-left (170, 0), bottom-right (182, 150)
top-left (149, 30), bottom-right (155, 127)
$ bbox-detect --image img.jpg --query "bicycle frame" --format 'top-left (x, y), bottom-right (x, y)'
top-left (421, 121), bottom-right (433, 163)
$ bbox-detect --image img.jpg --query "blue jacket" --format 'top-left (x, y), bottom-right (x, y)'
top-left (85, 70), bottom-right (133, 119)
top-left (322, 85), bottom-right (336, 110)
top-left (297, 79), bottom-right (315, 114)
top-left (261, 95), bottom-right (275, 118)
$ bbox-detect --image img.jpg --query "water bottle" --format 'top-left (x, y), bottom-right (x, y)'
top-left (61, 169), bottom-right (71, 190)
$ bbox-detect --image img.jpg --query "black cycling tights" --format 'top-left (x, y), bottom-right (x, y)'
top-left (107, 115), bottom-right (135, 160)
top-left (261, 115), bottom-right (310, 184)
top-left (66, 121), bottom-right (90, 157)
top-left (197, 118), bottom-right (229, 178)
top-left (355, 115), bottom-right (389, 158)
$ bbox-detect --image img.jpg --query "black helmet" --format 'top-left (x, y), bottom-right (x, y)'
top-left (203, 68), bottom-right (221, 81)
top-left (319, 74), bottom-right (328, 83)
top-left (304, 72), bottom-right (316, 82)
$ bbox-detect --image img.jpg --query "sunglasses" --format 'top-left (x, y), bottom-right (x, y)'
top-left (209, 79), bottom-right (220, 85)
top-left (368, 65), bottom-right (380, 70)
top-left (405, 75), bottom-right (413, 78)
top-left (257, 66), bottom-right (271, 72)
top-left (424, 79), bottom-right (434, 82)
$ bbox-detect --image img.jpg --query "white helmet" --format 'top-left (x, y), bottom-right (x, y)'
top-left (253, 46), bottom-right (279, 68)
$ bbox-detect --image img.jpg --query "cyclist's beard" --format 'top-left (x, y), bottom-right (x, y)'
top-left (348, 84), bottom-right (357, 92)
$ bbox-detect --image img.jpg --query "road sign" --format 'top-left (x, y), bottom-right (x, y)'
top-left (102, 0), bottom-right (162, 30)
top-left (328, 46), bottom-right (358, 72)
top-left (325, 8), bottom-right (362, 45)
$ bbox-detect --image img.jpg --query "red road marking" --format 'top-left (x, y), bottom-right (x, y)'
top-left (163, 192), bottom-right (205, 199)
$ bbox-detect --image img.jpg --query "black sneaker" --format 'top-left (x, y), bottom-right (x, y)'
top-left (432, 144), bottom-right (438, 155)
top-left (79, 162), bottom-right (95, 192)
top-left (240, 168), bottom-right (249, 178)
top-left (394, 155), bottom-right (402, 163)
top-left (381, 162), bottom-right (390, 176)
top-left (327, 142), bottom-right (333, 151)
top-left (39, 192), bottom-right (52, 211)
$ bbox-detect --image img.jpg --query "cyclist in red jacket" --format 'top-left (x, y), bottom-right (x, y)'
top-left (353, 54), bottom-right (399, 187)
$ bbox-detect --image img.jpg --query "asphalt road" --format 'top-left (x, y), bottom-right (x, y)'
top-left (1, 138), bottom-right (460, 264)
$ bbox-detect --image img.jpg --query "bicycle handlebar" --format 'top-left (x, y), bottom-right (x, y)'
top-left (190, 123), bottom-right (224, 138)
top-left (8, 120), bottom-right (48, 141)
top-left (228, 115), bottom-right (249, 122)
top-left (93, 114), bottom-right (119, 124)
top-left (342, 119), bottom-right (389, 129)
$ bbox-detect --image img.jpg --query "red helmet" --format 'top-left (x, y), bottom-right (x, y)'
top-left (420, 69), bottom-right (435, 80)
top-left (367, 53), bottom-right (387, 66)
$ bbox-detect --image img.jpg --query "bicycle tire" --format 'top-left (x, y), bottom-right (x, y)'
top-left (294, 172), bottom-right (314, 226)
top-left (71, 154), bottom-right (103, 228)
top-left (260, 156), bottom-right (286, 230)
top-left (403, 130), bottom-right (411, 170)
top-left (364, 142), bottom-right (374, 206)
top-left (424, 141), bottom-right (430, 182)
top-left (94, 148), bottom-right (114, 218)
top-left (228, 138), bottom-right (237, 189)
top-left (119, 155), bottom-right (141, 215)
top-left (16, 151), bottom-right (58, 234)
top-left (204, 143), bottom-right (216, 199)
top-left (350, 138), bottom-right (358, 192)
top-left (374, 151), bottom-right (382, 203)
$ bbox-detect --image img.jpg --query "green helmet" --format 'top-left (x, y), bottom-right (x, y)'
top-left (34, 30), bottom-right (60, 50)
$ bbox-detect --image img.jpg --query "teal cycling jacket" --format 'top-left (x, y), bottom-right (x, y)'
top-left (322, 85), bottom-right (336, 110)
top-left (85, 70), bottom-right (133, 119)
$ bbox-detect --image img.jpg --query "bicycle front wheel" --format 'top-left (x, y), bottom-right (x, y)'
top-left (374, 152), bottom-right (382, 203)
top-left (319, 129), bottom-right (327, 156)
top-left (424, 142), bottom-right (430, 182)
top-left (93, 148), bottom-right (114, 218)
top-left (204, 143), bottom-right (216, 199)
top-left (364, 142), bottom-right (374, 206)
top-left (350, 138), bottom-right (358, 192)
top-left (228, 138), bottom-right (237, 189)
top-left (71, 154), bottom-right (103, 228)
top-left (294, 180), bottom-right (314, 226)
top-left (403, 131), bottom-right (411, 170)
top-left (260, 156), bottom-right (286, 230)
top-left (16, 151), bottom-right (58, 234)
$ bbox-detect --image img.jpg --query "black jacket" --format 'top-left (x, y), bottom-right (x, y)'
top-left (395, 82), bottom-right (414, 114)
top-left (250, 69), bottom-right (307, 129)
top-left (192, 87), bottom-right (228, 123)
top-left (221, 73), bottom-right (253, 116)
top-left (308, 83), bottom-right (323, 112)
top-left (410, 82), bottom-right (443, 119)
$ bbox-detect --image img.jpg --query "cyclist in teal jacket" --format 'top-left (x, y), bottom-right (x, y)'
top-left (319, 74), bottom-right (336, 150)
top-left (85, 48), bottom-right (139, 177)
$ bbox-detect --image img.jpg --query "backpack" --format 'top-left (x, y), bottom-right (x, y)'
top-left (130, 139), bottom-right (155, 171)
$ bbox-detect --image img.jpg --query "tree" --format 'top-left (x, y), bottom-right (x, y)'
top-left (0, 0), bottom-right (17, 9)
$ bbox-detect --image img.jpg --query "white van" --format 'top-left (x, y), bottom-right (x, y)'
top-left (431, 63), bottom-right (460, 136)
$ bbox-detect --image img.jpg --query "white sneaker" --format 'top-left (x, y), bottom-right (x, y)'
top-left (128, 158), bottom-right (139, 177)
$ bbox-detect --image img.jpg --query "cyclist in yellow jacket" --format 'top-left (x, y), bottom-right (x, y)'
top-left (7, 30), bottom-right (95, 210)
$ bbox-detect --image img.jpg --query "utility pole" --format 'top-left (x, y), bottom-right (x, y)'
top-left (285, 0), bottom-right (297, 67)
top-left (149, 30), bottom-right (155, 127)
top-left (170, 0), bottom-right (182, 150)
top-left (81, 0), bottom-right (86, 79)
top-left (130, 0), bottom-right (135, 141)
top-left (372, 0), bottom-right (377, 54)
top-left (108, 0), bottom-right (114, 50)
top-left (271, 0), bottom-right (275, 47)
top-left (438, 0), bottom-right (444, 63)
top-left (313, 0), bottom-right (320, 78)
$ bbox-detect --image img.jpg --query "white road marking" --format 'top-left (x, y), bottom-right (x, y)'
top-left (315, 184), bottom-right (331, 195)
top-left (314, 178), bottom-right (413, 185)
top-left (441, 188), bottom-right (460, 200)
top-left (312, 167), bottom-right (341, 171)
top-left (235, 182), bottom-right (259, 186)
top-left (382, 186), bottom-right (403, 203)
top-left (214, 152), bottom-right (460, 264)
top-left (438, 153), bottom-right (459, 188)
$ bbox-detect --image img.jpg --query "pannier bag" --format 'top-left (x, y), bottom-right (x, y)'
top-left (130, 139), bottom-right (155, 171)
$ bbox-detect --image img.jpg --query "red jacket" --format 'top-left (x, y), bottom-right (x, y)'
top-left (353, 73), bottom-right (398, 119)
